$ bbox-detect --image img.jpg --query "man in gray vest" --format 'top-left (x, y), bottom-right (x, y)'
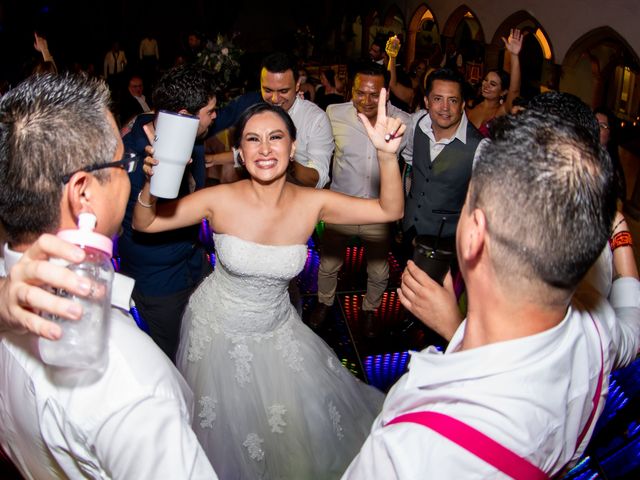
top-left (402, 68), bottom-right (483, 256)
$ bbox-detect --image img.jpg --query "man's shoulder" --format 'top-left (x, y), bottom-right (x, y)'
top-left (410, 109), bottom-right (430, 126)
top-left (291, 99), bottom-right (331, 138)
top-left (327, 101), bottom-right (355, 121)
top-left (387, 103), bottom-right (412, 123)
top-left (294, 97), bottom-right (329, 119)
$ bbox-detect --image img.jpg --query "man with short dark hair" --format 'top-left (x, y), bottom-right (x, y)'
top-left (402, 68), bottom-right (484, 256)
top-left (205, 53), bottom-right (334, 188)
top-left (118, 63), bottom-right (217, 360)
top-left (368, 36), bottom-right (387, 66)
top-left (344, 110), bottom-right (640, 478)
top-left (0, 73), bottom-right (217, 479)
top-left (260, 52), bottom-right (333, 187)
top-left (310, 64), bottom-right (410, 336)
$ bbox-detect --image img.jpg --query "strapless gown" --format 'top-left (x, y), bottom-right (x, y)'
top-left (176, 233), bottom-right (383, 479)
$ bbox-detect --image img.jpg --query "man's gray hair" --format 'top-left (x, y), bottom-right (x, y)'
top-left (0, 74), bottom-right (116, 245)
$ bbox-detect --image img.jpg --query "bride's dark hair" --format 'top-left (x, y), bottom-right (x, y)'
top-left (233, 103), bottom-right (297, 148)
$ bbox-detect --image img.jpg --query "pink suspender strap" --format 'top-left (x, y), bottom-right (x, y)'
top-left (385, 319), bottom-right (606, 479)
top-left (576, 317), bottom-right (605, 448)
top-left (386, 411), bottom-right (548, 480)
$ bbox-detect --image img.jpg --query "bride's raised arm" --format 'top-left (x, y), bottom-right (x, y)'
top-left (132, 153), bottom-right (216, 233)
top-left (317, 88), bottom-right (405, 225)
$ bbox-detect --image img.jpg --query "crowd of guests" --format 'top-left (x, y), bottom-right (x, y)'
top-left (0, 23), bottom-right (638, 480)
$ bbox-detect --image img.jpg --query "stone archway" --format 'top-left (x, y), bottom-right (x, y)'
top-left (491, 10), bottom-right (553, 98)
top-left (441, 5), bottom-right (485, 41)
top-left (561, 26), bottom-right (639, 116)
top-left (406, 3), bottom-right (441, 69)
top-left (440, 5), bottom-right (485, 74)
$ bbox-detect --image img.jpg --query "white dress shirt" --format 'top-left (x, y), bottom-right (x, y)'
top-left (0, 248), bottom-right (217, 480)
top-left (343, 274), bottom-right (640, 479)
top-left (139, 38), bottom-right (159, 60)
top-left (328, 102), bottom-right (410, 199)
top-left (103, 50), bottom-right (127, 78)
top-left (134, 94), bottom-right (151, 113)
top-left (402, 109), bottom-right (472, 164)
top-left (287, 96), bottom-right (334, 188)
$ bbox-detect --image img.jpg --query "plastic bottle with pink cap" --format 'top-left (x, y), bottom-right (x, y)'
top-left (39, 212), bottom-right (114, 371)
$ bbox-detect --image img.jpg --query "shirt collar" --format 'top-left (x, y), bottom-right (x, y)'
top-left (2, 243), bottom-right (134, 311)
top-left (419, 111), bottom-right (469, 144)
top-left (404, 309), bottom-right (573, 389)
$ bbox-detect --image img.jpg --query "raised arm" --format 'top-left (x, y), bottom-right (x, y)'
top-left (318, 88), bottom-right (405, 225)
top-left (501, 29), bottom-right (522, 115)
top-left (132, 148), bottom-right (215, 233)
top-left (577, 211), bottom-right (640, 369)
top-left (611, 211), bottom-right (639, 279)
top-left (386, 36), bottom-right (414, 107)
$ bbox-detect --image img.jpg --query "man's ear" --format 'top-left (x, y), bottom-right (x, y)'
top-left (460, 208), bottom-right (487, 262)
top-left (64, 172), bottom-right (93, 219)
top-left (423, 96), bottom-right (429, 110)
top-left (295, 78), bottom-right (302, 92)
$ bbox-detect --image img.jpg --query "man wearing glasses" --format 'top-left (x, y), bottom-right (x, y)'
top-left (0, 74), bottom-right (217, 478)
top-left (118, 63), bottom-right (217, 361)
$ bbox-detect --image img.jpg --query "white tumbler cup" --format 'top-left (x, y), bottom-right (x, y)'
top-left (150, 110), bottom-right (200, 199)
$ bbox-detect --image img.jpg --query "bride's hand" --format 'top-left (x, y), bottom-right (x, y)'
top-left (358, 88), bottom-right (406, 154)
top-left (142, 145), bottom-right (158, 179)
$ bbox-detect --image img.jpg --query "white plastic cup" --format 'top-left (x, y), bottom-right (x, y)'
top-left (150, 110), bottom-right (200, 199)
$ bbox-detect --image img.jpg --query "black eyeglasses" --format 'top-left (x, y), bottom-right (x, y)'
top-left (61, 152), bottom-right (139, 184)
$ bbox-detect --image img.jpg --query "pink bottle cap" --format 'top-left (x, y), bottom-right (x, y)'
top-left (57, 213), bottom-right (113, 256)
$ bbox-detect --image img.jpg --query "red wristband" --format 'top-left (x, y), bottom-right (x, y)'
top-left (609, 231), bottom-right (633, 251)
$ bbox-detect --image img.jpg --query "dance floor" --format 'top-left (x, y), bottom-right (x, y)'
top-left (1, 228), bottom-right (638, 479)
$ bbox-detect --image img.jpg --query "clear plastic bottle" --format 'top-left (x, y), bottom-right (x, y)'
top-left (39, 213), bottom-right (114, 371)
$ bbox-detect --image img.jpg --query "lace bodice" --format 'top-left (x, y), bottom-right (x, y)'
top-left (187, 234), bottom-right (308, 339)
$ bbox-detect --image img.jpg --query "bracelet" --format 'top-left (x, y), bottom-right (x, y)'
top-left (137, 191), bottom-right (155, 208)
top-left (609, 231), bottom-right (633, 251)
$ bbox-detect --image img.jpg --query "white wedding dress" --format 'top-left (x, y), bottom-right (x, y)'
top-left (177, 234), bottom-right (383, 479)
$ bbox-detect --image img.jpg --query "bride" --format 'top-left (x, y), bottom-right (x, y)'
top-left (133, 91), bottom-right (405, 479)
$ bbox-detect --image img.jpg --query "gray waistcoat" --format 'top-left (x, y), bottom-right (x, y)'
top-left (403, 117), bottom-right (483, 238)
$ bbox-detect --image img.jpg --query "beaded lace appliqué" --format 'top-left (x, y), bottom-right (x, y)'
top-left (274, 324), bottom-right (303, 372)
top-left (328, 401), bottom-right (345, 440)
top-left (229, 343), bottom-right (253, 386)
top-left (198, 396), bottom-right (217, 429)
top-left (267, 404), bottom-right (287, 434)
top-left (243, 433), bottom-right (265, 461)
